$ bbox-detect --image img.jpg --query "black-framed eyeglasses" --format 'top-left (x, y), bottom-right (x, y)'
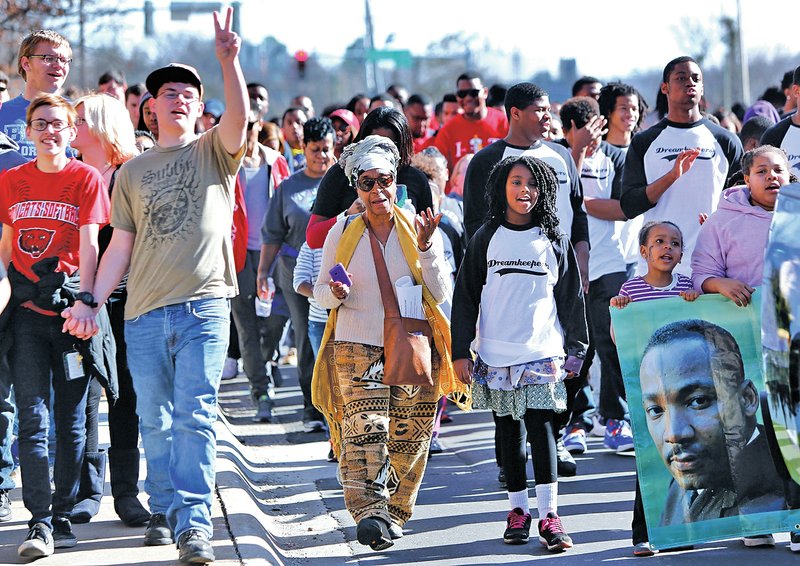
top-left (456, 88), bottom-right (481, 99)
top-left (29, 118), bottom-right (71, 132)
top-left (28, 54), bottom-right (72, 66)
top-left (356, 174), bottom-right (394, 192)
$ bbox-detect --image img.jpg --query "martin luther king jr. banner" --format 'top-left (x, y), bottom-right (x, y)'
top-left (612, 293), bottom-right (800, 549)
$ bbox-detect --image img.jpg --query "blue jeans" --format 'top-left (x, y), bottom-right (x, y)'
top-left (0, 372), bottom-right (16, 491)
top-left (307, 320), bottom-right (326, 359)
top-left (125, 298), bottom-right (229, 539)
top-left (10, 308), bottom-right (90, 528)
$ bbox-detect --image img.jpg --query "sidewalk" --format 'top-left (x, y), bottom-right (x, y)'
top-left (0, 394), bottom-right (246, 565)
top-left (0, 364), bottom-right (340, 566)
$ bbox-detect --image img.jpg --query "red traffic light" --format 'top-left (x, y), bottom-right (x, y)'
top-left (294, 50), bottom-right (309, 63)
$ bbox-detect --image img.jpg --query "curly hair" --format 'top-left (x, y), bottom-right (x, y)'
top-left (560, 96), bottom-right (600, 131)
top-left (598, 82), bottom-right (648, 136)
top-left (485, 155), bottom-right (562, 242)
top-left (503, 82), bottom-right (548, 120)
top-left (411, 146), bottom-right (448, 191)
top-left (302, 116), bottom-right (335, 144)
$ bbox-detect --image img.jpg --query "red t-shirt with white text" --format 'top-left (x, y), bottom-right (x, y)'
top-left (434, 107), bottom-right (508, 172)
top-left (0, 159), bottom-right (110, 282)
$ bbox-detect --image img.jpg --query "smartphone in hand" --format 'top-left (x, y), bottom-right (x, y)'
top-left (329, 263), bottom-right (352, 287)
top-left (564, 356), bottom-right (583, 375)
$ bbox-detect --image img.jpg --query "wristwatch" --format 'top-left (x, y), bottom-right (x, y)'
top-left (74, 292), bottom-right (98, 308)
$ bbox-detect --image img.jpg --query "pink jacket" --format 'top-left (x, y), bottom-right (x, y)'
top-left (690, 185), bottom-right (773, 292)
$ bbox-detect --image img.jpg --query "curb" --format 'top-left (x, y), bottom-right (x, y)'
top-left (214, 411), bottom-right (287, 565)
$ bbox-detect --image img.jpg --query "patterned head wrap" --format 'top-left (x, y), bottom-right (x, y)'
top-left (339, 135), bottom-right (400, 187)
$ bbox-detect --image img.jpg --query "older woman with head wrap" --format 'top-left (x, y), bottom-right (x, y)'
top-left (312, 136), bottom-right (469, 551)
top-left (304, 107), bottom-right (434, 249)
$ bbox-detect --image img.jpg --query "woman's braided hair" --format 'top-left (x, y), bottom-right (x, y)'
top-left (485, 155), bottom-right (563, 242)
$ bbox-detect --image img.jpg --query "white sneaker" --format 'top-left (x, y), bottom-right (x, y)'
top-left (222, 357), bottom-right (239, 379)
top-left (303, 420), bottom-right (325, 433)
top-left (742, 534), bottom-right (774, 547)
top-left (589, 414), bottom-right (606, 437)
top-left (18, 523), bottom-right (54, 558)
top-left (790, 530), bottom-right (800, 552)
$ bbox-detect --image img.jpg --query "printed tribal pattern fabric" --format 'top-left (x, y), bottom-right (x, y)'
top-left (334, 341), bottom-right (439, 526)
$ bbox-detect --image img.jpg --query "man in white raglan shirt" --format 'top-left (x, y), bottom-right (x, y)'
top-left (620, 56), bottom-right (742, 277)
top-left (761, 65), bottom-right (800, 179)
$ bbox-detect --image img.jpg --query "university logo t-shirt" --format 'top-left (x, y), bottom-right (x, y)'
top-left (0, 158), bottom-right (109, 281)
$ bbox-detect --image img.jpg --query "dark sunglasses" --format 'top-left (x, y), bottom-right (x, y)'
top-left (456, 88), bottom-right (481, 99)
top-left (356, 174), bottom-right (394, 192)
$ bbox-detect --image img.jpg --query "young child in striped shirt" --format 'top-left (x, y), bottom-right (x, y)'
top-left (611, 220), bottom-right (698, 308)
top-left (610, 220), bottom-right (698, 556)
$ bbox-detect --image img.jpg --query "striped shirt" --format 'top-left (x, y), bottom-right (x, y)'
top-left (618, 273), bottom-right (693, 303)
top-left (293, 242), bottom-right (328, 323)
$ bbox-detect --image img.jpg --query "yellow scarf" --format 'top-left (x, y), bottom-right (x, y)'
top-left (312, 207), bottom-right (471, 457)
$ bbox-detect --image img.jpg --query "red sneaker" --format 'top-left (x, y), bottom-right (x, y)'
top-left (503, 508), bottom-right (532, 544)
top-left (538, 512), bottom-right (573, 551)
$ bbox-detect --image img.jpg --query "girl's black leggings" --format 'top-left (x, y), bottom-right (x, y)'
top-left (495, 408), bottom-right (557, 493)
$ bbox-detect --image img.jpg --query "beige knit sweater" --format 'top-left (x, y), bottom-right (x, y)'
top-left (314, 214), bottom-right (452, 348)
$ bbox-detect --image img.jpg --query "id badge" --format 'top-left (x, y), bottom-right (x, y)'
top-left (63, 350), bottom-right (85, 381)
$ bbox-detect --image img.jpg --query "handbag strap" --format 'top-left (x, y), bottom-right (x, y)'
top-left (363, 215), bottom-right (402, 319)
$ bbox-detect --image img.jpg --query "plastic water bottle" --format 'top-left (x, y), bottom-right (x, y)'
top-left (396, 184), bottom-right (416, 215)
top-left (256, 277), bottom-right (275, 317)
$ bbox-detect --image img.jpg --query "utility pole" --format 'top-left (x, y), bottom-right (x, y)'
top-left (737, 0), bottom-right (750, 106)
top-left (144, 1), bottom-right (155, 37)
top-left (79, 0), bottom-right (86, 89)
top-left (231, 1), bottom-right (241, 36)
top-left (364, 0), bottom-right (377, 92)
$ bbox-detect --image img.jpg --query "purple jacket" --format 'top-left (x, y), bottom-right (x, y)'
top-left (691, 185), bottom-right (772, 292)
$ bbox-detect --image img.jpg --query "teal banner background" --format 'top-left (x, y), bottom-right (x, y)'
top-left (611, 291), bottom-right (800, 548)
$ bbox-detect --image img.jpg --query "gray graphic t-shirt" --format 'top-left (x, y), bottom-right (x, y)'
top-left (112, 127), bottom-right (244, 319)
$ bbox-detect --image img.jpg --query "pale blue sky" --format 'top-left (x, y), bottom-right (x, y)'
top-left (109, 0), bottom-right (790, 80)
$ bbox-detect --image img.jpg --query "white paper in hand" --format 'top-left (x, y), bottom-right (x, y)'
top-left (395, 275), bottom-right (425, 319)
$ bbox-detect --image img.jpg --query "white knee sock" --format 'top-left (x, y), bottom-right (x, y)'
top-left (535, 482), bottom-right (558, 518)
top-left (508, 488), bottom-right (530, 514)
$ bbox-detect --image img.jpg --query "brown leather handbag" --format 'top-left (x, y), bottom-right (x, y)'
top-left (365, 218), bottom-right (434, 387)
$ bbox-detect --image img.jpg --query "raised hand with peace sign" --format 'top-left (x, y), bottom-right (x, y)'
top-left (212, 6), bottom-right (248, 155)
top-left (213, 7), bottom-right (240, 64)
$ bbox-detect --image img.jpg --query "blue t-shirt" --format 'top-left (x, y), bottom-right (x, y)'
top-left (261, 170), bottom-right (320, 254)
top-left (243, 164), bottom-right (270, 250)
top-left (0, 94), bottom-right (77, 160)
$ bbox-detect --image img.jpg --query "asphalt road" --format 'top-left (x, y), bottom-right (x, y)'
top-left (218, 366), bottom-right (798, 566)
